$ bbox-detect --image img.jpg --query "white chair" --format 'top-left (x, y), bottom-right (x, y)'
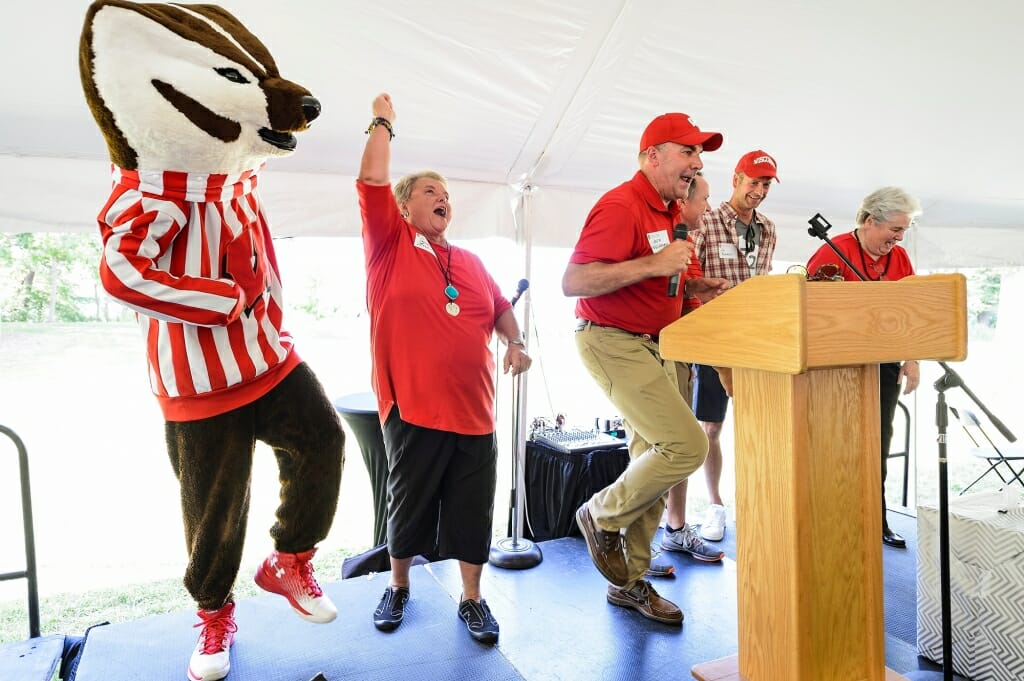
top-left (950, 406), bottom-right (1024, 495)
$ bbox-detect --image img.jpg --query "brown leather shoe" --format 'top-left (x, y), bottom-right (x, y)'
top-left (575, 503), bottom-right (629, 587)
top-left (607, 579), bottom-right (683, 625)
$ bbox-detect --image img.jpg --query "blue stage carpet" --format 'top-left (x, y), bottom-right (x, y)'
top-left (2, 513), bottom-right (961, 681)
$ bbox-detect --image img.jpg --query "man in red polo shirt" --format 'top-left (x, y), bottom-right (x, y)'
top-left (563, 113), bottom-right (730, 625)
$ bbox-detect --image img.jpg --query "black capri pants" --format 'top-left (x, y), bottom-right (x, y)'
top-left (382, 407), bottom-right (497, 565)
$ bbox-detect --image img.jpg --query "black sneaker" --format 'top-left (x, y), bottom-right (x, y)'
top-left (373, 586), bottom-right (409, 632)
top-left (458, 597), bottom-right (499, 644)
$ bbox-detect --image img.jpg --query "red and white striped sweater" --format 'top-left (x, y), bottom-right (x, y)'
top-left (96, 165), bottom-right (300, 421)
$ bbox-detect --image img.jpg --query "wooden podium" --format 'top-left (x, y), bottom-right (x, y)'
top-left (659, 273), bottom-right (967, 681)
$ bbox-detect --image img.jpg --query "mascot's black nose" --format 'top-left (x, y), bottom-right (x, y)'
top-left (302, 96), bottom-right (321, 124)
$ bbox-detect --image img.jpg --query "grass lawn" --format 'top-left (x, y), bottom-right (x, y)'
top-left (0, 321), bottom-right (378, 645)
top-left (0, 548), bottom-right (352, 645)
top-left (1, 316), bottom-right (1019, 647)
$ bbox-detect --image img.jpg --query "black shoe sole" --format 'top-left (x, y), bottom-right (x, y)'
top-left (466, 630), bottom-right (499, 644)
top-left (374, 619), bottom-right (401, 632)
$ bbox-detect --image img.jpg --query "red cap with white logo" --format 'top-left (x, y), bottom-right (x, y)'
top-left (735, 150), bottom-right (780, 181)
top-left (640, 113), bottom-right (723, 152)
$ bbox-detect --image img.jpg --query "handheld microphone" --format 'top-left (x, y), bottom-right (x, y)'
top-left (667, 224), bottom-right (689, 297)
top-left (510, 278), bottom-right (529, 307)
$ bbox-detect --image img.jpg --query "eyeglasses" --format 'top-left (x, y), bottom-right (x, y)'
top-left (742, 225), bottom-right (757, 270)
top-left (808, 263), bottom-right (844, 282)
top-left (742, 225), bottom-right (755, 255)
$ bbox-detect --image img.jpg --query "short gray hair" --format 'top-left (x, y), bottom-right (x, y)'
top-left (394, 171), bottom-right (448, 205)
top-left (855, 186), bottom-right (922, 227)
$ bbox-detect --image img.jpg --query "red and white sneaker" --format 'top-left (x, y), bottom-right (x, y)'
top-left (253, 548), bottom-right (337, 623)
top-left (187, 601), bottom-right (237, 681)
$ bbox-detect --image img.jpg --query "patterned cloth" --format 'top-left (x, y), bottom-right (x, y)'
top-left (96, 165), bottom-right (299, 420)
top-left (694, 201), bottom-right (776, 283)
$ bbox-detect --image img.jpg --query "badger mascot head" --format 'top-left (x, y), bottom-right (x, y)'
top-left (80, 0), bottom-right (320, 173)
top-left (78, 4), bottom-right (344, 680)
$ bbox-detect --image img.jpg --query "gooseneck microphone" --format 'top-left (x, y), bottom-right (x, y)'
top-left (667, 223), bottom-right (689, 297)
top-left (510, 278), bottom-right (529, 307)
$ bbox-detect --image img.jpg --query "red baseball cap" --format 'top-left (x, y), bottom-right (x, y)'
top-left (639, 113), bottom-right (723, 152)
top-left (735, 150), bottom-right (780, 181)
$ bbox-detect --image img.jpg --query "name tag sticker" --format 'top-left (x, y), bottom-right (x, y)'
top-left (648, 230), bottom-right (670, 253)
top-left (719, 243), bottom-right (739, 260)
top-left (414, 233), bottom-right (434, 253)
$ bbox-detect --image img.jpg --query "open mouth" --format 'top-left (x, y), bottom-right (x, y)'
top-left (258, 128), bottom-right (297, 151)
top-left (434, 207), bottom-right (448, 217)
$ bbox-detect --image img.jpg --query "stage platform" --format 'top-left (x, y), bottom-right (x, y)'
top-left (2, 513), bottom-right (955, 681)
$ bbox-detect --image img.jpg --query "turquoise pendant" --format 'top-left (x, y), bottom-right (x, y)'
top-left (444, 284), bottom-right (459, 300)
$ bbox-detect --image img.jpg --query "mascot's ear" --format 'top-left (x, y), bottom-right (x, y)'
top-left (79, 0), bottom-right (321, 174)
top-left (80, 0), bottom-right (137, 169)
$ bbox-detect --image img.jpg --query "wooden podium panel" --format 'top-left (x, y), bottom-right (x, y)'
top-left (660, 273), bottom-right (968, 374)
top-left (659, 273), bottom-right (967, 681)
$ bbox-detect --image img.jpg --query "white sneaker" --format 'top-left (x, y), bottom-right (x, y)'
top-left (700, 504), bottom-right (727, 542)
top-left (187, 601), bottom-right (236, 681)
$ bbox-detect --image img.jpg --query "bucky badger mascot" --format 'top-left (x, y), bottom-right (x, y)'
top-left (79, 2), bottom-right (344, 679)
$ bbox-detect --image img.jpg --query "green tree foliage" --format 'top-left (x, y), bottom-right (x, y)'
top-left (961, 268), bottom-right (1003, 341)
top-left (0, 233), bottom-right (102, 322)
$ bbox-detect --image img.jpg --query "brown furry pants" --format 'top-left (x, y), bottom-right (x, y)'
top-left (164, 362), bottom-right (345, 610)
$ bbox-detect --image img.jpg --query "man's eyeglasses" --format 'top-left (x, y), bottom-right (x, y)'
top-left (743, 225), bottom-right (756, 270)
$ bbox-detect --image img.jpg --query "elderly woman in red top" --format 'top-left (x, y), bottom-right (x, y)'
top-left (807, 186), bottom-right (922, 549)
top-left (356, 92), bottom-right (531, 644)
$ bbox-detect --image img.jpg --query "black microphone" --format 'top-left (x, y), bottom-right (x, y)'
top-left (667, 224), bottom-right (689, 297)
top-left (510, 278), bottom-right (529, 307)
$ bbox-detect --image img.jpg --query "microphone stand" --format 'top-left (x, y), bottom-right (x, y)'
top-left (489, 283), bottom-right (542, 569)
top-left (808, 214), bottom-right (1018, 681)
top-left (807, 213), bottom-right (864, 276)
top-left (906, 366), bottom-right (1017, 681)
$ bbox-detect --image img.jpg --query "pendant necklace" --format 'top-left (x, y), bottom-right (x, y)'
top-left (434, 242), bottom-right (460, 316)
top-left (853, 229), bottom-right (891, 281)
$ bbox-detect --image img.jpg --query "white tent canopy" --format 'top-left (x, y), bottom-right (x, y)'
top-left (3, 0), bottom-right (1024, 268)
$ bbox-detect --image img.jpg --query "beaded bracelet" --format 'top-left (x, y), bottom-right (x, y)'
top-left (365, 116), bottom-right (394, 141)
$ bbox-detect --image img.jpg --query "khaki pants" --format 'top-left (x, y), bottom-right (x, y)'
top-left (575, 322), bottom-right (708, 584)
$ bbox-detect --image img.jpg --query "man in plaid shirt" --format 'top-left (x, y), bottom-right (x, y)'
top-left (687, 150), bottom-right (779, 543)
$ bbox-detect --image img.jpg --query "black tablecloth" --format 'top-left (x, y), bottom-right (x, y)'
top-left (523, 441), bottom-right (629, 542)
top-left (333, 392), bottom-right (388, 548)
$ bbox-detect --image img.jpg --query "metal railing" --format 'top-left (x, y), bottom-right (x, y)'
top-left (1, 424), bottom-right (40, 638)
top-left (888, 401), bottom-right (911, 508)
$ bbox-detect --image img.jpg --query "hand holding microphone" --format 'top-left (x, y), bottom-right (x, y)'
top-left (510, 278), bottom-right (529, 307)
top-left (667, 223), bottom-right (690, 297)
